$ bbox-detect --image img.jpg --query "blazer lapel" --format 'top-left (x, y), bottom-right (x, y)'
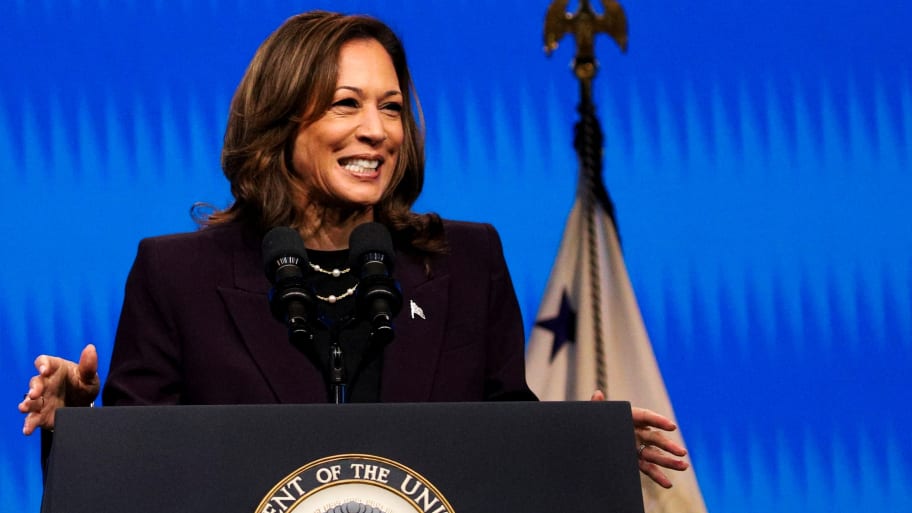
top-left (381, 252), bottom-right (450, 402)
top-left (218, 235), bottom-right (326, 403)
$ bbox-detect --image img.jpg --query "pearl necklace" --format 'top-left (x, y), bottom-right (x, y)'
top-left (308, 257), bottom-right (355, 303)
top-left (315, 284), bottom-right (357, 304)
top-left (309, 262), bottom-right (350, 277)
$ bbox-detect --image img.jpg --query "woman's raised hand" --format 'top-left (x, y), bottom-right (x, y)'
top-left (19, 344), bottom-right (100, 435)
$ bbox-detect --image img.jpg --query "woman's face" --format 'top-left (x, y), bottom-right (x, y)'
top-left (291, 38), bottom-right (404, 210)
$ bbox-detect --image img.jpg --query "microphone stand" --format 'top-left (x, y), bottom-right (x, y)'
top-left (328, 324), bottom-right (347, 404)
top-left (286, 314), bottom-right (347, 404)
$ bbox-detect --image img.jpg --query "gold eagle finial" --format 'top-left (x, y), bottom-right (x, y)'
top-left (544, 0), bottom-right (628, 80)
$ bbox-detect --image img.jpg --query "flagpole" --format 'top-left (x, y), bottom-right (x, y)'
top-left (535, 6), bottom-right (711, 510)
top-left (543, 0), bottom-right (628, 392)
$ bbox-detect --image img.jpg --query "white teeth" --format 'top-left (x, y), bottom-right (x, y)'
top-left (340, 158), bottom-right (380, 173)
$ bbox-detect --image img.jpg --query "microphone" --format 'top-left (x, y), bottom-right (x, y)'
top-left (349, 222), bottom-right (403, 345)
top-left (262, 227), bottom-right (317, 345)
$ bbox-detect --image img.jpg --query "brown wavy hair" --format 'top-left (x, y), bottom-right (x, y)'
top-left (203, 11), bottom-right (445, 254)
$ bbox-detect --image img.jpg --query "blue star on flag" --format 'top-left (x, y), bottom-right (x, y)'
top-left (535, 290), bottom-right (577, 361)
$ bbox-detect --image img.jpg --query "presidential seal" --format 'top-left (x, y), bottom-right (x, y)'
top-left (256, 454), bottom-right (454, 513)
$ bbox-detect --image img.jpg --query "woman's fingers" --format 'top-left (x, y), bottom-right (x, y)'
top-left (636, 427), bottom-right (688, 457)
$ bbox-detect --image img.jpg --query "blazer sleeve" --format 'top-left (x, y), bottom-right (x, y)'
top-left (101, 238), bottom-right (183, 405)
top-left (478, 224), bottom-right (538, 402)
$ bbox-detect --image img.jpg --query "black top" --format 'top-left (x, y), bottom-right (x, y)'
top-left (306, 248), bottom-right (382, 403)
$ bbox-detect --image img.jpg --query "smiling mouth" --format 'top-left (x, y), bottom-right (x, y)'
top-left (339, 157), bottom-right (381, 175)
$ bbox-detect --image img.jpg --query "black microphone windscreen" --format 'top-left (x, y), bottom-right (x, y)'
top-left (262, 227), bottom-right (308, 283)
top-left (348, 222), bottom-right (395, 270)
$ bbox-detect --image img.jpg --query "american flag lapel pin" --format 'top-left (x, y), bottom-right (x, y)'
top-left (409, 299), bottom-right (426, 320)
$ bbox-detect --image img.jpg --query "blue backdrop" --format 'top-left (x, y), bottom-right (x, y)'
top-left (2, 1), bottom-right (910, 511)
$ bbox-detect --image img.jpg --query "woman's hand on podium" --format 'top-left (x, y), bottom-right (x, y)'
top-left (19, 343), bottom-right (100, 435)
top-left (590, 390), bottom-right (690, 488)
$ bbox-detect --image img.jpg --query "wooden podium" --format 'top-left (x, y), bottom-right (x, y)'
top-left (42, 401), bottom-right (645, 513)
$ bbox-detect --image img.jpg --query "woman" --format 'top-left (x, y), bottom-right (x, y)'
top-left (19, 11), bottom-right (688, 487)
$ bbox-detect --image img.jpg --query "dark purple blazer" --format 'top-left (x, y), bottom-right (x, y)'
top-left (102, 221), bottom-right (536, 405)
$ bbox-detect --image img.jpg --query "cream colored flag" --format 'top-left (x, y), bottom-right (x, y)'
top-left (526, 192), bottom-right (708, 513)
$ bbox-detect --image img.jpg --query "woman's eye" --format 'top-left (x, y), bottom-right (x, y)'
top-left (332, 98), bottom-right (359, 109)
top-left (382, 102), bottom-right (403, 113)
